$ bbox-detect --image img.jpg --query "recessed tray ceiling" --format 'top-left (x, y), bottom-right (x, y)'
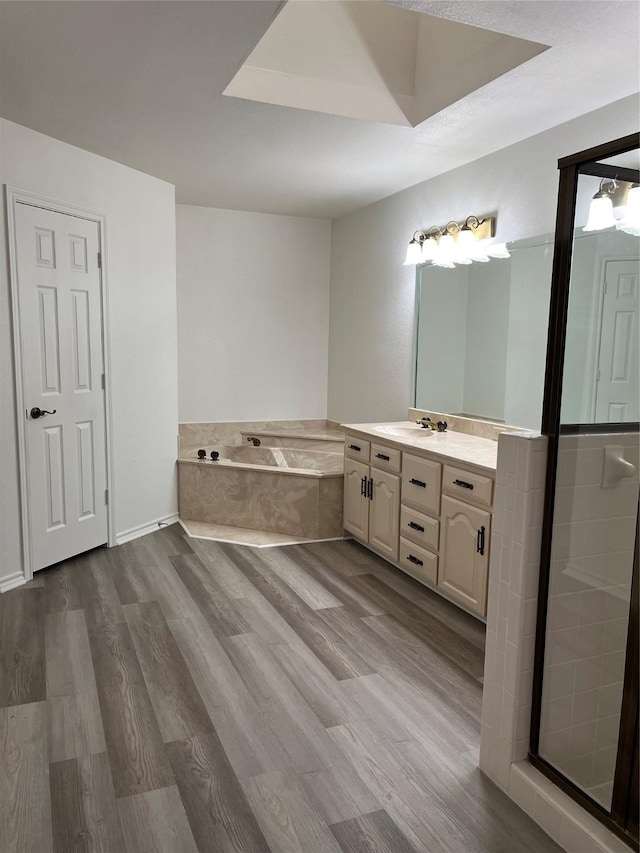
top-left (224, 0), bottom-right (549, 127)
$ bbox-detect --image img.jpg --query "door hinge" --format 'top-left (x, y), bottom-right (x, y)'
top-left (105, 488), bottom-right (109, 505)
top-left (101, 373), bottom-right (105, 390)
top-left (97, 251), bottom-right (102, 269)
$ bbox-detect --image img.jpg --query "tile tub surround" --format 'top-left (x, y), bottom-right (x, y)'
top-left (181, 445), bottom-right (344, 476)
top-left (179, 419), bottom-right (342, 455)
top-left (178, 460), bottom-right (344, 540)
top-left (239, 432), bottom-right (344, 452)
top-left (480, 431), bottom-right (633, 853)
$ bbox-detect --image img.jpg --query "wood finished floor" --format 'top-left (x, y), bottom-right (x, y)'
top-left (0, 525), bottom-right (561, 853)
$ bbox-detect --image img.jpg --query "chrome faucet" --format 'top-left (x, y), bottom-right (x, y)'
top-left (246, 436), bottom-right (261, 446)
top-left (416, 417), bottom-right (447, 432)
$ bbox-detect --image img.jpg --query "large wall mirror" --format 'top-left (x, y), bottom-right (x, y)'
top-left (414, 225), bottom-right (638, 431)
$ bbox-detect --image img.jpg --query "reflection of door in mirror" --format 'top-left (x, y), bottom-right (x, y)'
top-left (561, 226), bottom-right (639, 425)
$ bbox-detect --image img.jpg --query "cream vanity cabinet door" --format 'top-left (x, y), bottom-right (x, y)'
top-left (369, 466), bottom-right (400, 561)
top-left (343, 457), bottom-right (370, 540)
top-left (439, 495), bottom-right (491, 616)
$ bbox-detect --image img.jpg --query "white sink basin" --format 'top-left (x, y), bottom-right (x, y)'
top-left (370, 424), bottom-right (432, 438)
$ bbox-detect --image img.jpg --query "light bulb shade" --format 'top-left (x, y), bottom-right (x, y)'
top-left (438, 233), bottom-right (456, 263)
top-left (421, 238), bottom-right (438, 261)
top-left (404, 239), bottom-right (422, 265)
top-left (486, 241), bottom-right (511, 259)
top-left (455, 230), bottom-right (475, 263)
top-left (583, 195), bottom-right (616, 232)
top-left (616, 185), bottom-right (640, 235)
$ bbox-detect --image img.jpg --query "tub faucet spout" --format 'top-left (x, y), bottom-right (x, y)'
top-left (247, 436), bottom-right (261, 446)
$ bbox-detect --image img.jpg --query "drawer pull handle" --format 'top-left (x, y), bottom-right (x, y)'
top-left (477, 525), bottom-right (486, 556)
top-left (349, 444), bottom-right (361, 452)
top-left (408, 521), bottom-right (424, 532)
top-left (409, 478), bottom-right (427, 488)
top-left (453, 478), bottom-right (474, 490)
top-left (375, 453), bottom-right (390, 461)
top-left (360, 476), bottom-right (367, 497)
top-left (407, 554), bottom-right (424, 567)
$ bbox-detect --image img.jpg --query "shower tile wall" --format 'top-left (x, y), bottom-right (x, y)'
top-left (541, 432), bottom-right (639, 806)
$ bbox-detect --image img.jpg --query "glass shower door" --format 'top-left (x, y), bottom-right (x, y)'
top-left (531, 138), bottom-right (639, 846)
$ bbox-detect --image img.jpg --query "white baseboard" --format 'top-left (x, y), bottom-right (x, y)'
top-left (0, 571), bottom-right (27, 593)
top-left (116, 514), bottom-right (180, 546)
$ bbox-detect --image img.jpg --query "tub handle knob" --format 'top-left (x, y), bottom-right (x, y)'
top-left (197, 449), bottom-right (206, 459)
top-left (210, 451), bottom-right (219, 461)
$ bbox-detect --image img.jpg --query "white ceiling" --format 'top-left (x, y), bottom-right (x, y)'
top-left (1, 1), bottom-right (638, 219)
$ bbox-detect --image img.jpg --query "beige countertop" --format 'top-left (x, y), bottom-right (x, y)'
top-left (342, 421), bottom-right (499, 473)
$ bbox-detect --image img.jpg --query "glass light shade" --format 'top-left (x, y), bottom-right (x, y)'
top-left (616, 185), bottom-right (640, 235)
top-left (421, 237), bottom-right (438, 262)
top-left (404, 239), bottom-right (422, 265)
top-left (455, 229), bottom-right (475, 263)
top-left (583, 195), bottom-right (616, 232)
top-left (486, 241), bottom-right (511, 258)
top-left (434, 234), bottom-right (456, 268)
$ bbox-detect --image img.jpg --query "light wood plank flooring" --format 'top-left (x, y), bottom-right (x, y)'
top-left (0, 525), bottom-right (561, 852)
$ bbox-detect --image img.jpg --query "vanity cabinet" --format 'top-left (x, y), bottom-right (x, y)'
top-left (343, 427), bottom-right (496, 619)
top-left (343, 451), bottom-right (400, 561)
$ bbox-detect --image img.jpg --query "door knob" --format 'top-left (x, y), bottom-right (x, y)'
top-left (30, 407), bottom-right (57, 419)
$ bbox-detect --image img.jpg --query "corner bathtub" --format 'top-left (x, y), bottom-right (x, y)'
top-left (177, 445), bottom-right (344, 539)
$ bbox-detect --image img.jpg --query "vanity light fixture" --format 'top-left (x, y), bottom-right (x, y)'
top-left (404, 215), bottom-right (509, 267)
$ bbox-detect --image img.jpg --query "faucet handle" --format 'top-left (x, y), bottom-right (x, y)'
top-left (437, 421), bottom-right (448, 432)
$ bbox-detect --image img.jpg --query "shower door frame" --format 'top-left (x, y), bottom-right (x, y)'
top-left (530, 132), bottom-right (640, 847)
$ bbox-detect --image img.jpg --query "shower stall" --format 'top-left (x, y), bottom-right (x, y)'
top-left (530, 133), bottom-right (639, 847)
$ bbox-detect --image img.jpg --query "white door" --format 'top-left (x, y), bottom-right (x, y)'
top-left (14, 202), bottom-right (108, 572)
top-left (594, 259), bottom-right (639, 423)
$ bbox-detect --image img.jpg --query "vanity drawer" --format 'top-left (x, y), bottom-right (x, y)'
top-left (399, 537), bottom-right (438, 586)
top-left (401, 453), bottom-right (441, 516)
top-left (400, 505), bottom-right (439, 552)
top-left (443, 465), bottom-right (493, 507)
top-left (371, 443), bottom-right (401, 474)
top-left (345, 436), bottom-right (370, 463)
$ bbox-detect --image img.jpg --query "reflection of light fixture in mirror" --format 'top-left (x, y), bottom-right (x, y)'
top-left (616, 184), bottom-right (640, 235)
top-left (583, 178), bottom-right (617, 231)
top-left (486, 242), bottom-right (511, 258)
top-left (403, 215), bottom-right (496, 266)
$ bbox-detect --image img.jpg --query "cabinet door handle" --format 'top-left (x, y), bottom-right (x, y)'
top-left (360, 476), bottom-right (367, 497)
top-left (375, 453), bottom-right (390, 461)
top-left (367, 477), bottom-right (373, 500)
top-left (348, 443), bottom-right (361, 452)
top-left (408, 521), bottom-right (424, 532)
top-left (407, 554), bottom-right (424, 567)
top-left (453, 478), bottom-right (474, 490)
top-left (477, 525), bottom-right (486, 556)
top-left (409, 478), bottom-right (427, 488)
